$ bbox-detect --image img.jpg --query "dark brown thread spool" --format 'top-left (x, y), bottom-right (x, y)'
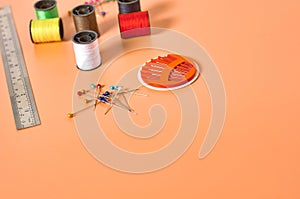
top-left (72, 4), bottom-right (100, 37)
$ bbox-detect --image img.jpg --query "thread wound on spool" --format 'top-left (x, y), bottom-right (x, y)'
top-left (118, 0), bottom-right (141, 14)
top-left (118, 11), bottom-right (150, 39)
top-left (72, 4), bottom-right (100, 37)
top-left (34, 0), bottom-right (59, 19)
top-left (72, 30), bottom-right (101, 71)
top-left (29, 17), bottom-right (64, 43)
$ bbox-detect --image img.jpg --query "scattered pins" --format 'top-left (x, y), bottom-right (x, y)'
top-left (67, 83), bottom-right (147, 118)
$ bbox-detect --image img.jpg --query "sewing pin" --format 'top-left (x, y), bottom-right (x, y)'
top-left (118, 88), bottom-right (148, 96)
top-left (94, 84), bottom-right (103, 109)
top-left (120, 93), bottom-right (134, 112)
top-left (67, 102), bottom-right (100, 118)
top-left (84, 98), bottom-right (93, 104)
top-left (104, 85), bottom-right (121, 115)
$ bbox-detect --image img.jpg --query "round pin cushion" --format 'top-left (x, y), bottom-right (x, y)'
top-left (137, 54), bottom-right (200, 91)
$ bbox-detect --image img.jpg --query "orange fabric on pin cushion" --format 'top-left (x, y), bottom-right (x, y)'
top-left (138, 54), bottom-right (200, 91)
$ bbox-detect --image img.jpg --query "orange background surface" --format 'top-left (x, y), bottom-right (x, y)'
top-left (1, 0), bottom-right (300, 198)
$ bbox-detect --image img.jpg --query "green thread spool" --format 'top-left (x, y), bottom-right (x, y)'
top-left (34, 0), bottom-right (59, 20)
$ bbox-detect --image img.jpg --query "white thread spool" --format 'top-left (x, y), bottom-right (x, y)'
top-left (72, 30), bottom-right (101, 71)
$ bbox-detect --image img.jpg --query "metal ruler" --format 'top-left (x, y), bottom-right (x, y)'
top-left (0, 6), bottom-right (40, 130)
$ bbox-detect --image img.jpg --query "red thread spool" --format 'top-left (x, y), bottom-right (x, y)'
top-left (118, 11), bottom-right (150, 39)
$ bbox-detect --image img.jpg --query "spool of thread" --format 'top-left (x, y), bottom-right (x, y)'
top-left (34, 0), bottom-right (59, 19)
top-left (72, 30), bottom-right (101, 71)
top-left (118, 11), bottom-right (150, 39)
top-left (29, 18), bottom-right (64, 43)
top-left (118, 0), bottom-right (141, 14)
top-left (72, 4), bottom-right (100, 37)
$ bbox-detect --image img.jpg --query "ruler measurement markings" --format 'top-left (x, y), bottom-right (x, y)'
top-left (0, 6), bottom-right (40, 130)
